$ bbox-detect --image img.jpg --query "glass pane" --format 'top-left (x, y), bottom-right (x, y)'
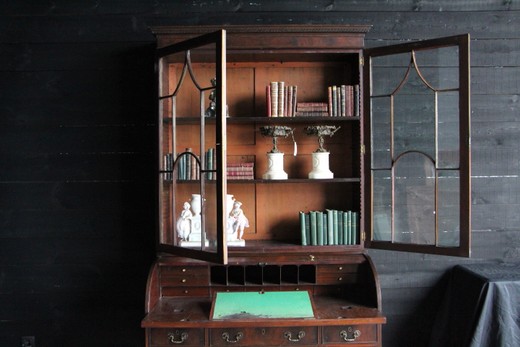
top-left (393, 68), bottom-right (436, 160)
top-left (438, 91), bottom-right (459, 169)
top-left (370, 96), bottom-right (391, 168)
top-left (414, 46), bottom-right (459, 90)
top-left (371, 53), bottom-right (411, 96)
top-left (438, 170), bottom-right (460, 247)
top-left (394, 152), bottom-right (435, 245)
top-left (372, 170), bottom-right (392, 241)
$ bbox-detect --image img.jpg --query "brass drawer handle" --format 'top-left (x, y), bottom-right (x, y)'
top-left (284, 331), bottom-right (305, 342)
top-left (340, 327), bottom-right (361, 342)
top-left (168, 331), bottom-right (188, 344)
top-left (222, 331), bottom-right (243, 343)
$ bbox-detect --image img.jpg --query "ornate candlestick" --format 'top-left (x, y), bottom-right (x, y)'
top-left (204, 77), bottom-right (229, 118)
top-left (304, 125), bottom-right (340, 179)
top-left (260, 126), bottom-right (296, 180)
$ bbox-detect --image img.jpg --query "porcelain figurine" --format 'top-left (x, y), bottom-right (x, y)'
top-left (176, 201), bottom-right (193, 241)
top-left (229, 201), bottom-right (249, 241)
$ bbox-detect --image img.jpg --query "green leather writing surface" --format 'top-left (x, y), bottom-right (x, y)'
top-left (211, 291), bottom-right (315, 320)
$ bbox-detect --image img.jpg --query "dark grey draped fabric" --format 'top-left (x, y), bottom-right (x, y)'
top-left (430, 263), bottom-right (520, 347)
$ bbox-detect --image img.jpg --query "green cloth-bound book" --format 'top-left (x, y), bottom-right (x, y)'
top-left (352, 211), bottom-right (358, 245)
top-left (317, 211), bottom-right (324, 245)
top-left (299, 211), bottom-right (307, 246)
top-left (310, 211), bottom-right (317, 245)
top-left (327, 209), bottom-right (334, 245)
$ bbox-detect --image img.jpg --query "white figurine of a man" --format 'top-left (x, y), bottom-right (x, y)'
top-left (176, 201), bottom-right (193, 241)
top-left (229, 201), bottom-right (249, 241)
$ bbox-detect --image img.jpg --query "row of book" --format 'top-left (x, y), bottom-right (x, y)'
top-left (227, 162), bottom-right (254, 180)
top-left (163, 149), bottom-right (203, 181)
top-left (163, 149), bottom-right (254, 181)
top-left (267, 81), bottom-right (298, 117)
top-left (299, 210), bottom-right (358, 246)
top-left (265, 81), bottom-right (360, 118)
top-left (295, 102), bottom-right (329, 117)
top-left (328, 84), bottom-right (360, 117)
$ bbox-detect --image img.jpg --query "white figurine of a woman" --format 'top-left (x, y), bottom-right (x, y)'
top-left (229, 201), bottom-right (249, 240)
top-left (177, 201), bottom-right (193, 241)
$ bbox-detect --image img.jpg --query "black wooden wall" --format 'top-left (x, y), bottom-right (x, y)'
top-left (1, 1), bottom-right (519, 346)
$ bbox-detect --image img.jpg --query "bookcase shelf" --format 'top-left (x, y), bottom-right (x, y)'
top-left (165, 178), bottom-right (361, 184)
top-left (164, 116), bottom-right (360, 126)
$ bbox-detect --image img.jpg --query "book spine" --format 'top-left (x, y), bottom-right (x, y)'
top-left (342, 211), bottom-right (348, 245)
top-left (328, 86), bottom-right (333, 116)
top-left (333, 210), bottom-right (339, 245)
top-left (305, 213), bottom-right (311, 246)
top-left (278, 81), bottom-right (285, 117)
top-left (338, 211), bottom-right (344, 245)
top-left (354, 84), bottom-right (360, 117)
top-left (310, 211), bottom-right (317, 246)
top-left (266, 84), bottom-right (271, 117)
top-left (208, 148), bottom-right (214, 180)
top-left (270, 82), bottom-right (278, 117)
top-left (340, 85), bottom-right (346, 117)
top-left (292, 86), bottom-right (297, 117)
top-left (177, 153), bottom-right (185, 180)
top-left (185, 148), bottom-right (192, 180)
top-left (332, 86), bottom-right (338, 117)
top-left (322, 213), bottom-right (328, 245)
top-left (191, 154), bottom-right (198, 180)
top-left (317, 211), bottom-right (324, 245)
top-left (227, 176), bottom-right (254, 180)
top-left (347, 85), bottom-right (354, 117)
top-left (327, 209), bottom-right (334, 245)
top-left (346, 211), bottom-right (352, 245)
top-left (352, 211), bottom-right (358, 245)
top-left (300, 211), bottom-right (307, 246)
top-left (285, 86), bottom-right (293, 117)
top-left (284, 84), bottom-right (289, 117)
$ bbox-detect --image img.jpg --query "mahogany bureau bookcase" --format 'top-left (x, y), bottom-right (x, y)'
top-left (142, 25), bottom-right (471, 347)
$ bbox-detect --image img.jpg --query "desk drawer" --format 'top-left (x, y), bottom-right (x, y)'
top-left (161, 266), bottom-right (210, 286)
top-left (149, 328), bottom-right (205, 346)
top-left (210, 327), bottom-right (318, 346)
top-left (317, 265), bottom-right (359, 285)
top-left (322, 325), bottom-right (377, 344)
top-left (162, 286), bottom-right (210, 297)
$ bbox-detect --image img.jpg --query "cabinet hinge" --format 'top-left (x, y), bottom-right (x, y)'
top-left (362, 231), bottom-right (366, 242)
top-left (361, 144), bottom-right (365, 155)
top-left (360, 56), bottom-right (364, 66)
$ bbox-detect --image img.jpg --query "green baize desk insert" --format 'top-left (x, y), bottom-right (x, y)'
top-left (211, 291), bottom-right (315, 320)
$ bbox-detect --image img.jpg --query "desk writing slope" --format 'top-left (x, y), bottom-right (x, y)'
top-left (211, 291), bottom-right (315, 320)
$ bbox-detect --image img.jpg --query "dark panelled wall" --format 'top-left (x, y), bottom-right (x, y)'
top-left (1, 1), bottom-right (518, 346)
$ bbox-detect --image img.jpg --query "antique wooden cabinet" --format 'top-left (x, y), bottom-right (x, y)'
top-left (142, 25), bottom-right (470, 347)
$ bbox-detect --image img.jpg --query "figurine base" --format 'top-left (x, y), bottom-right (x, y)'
top-left (262, 152), bottom-right (288, 180)
top-left (309, 151), bottom-right (334, 179)
top-left (179, 240), bottom-right (210, 247)
top-left (262, 172), bottom-right (288, 180)
top-left (227, 239), bottom-right (246, 247)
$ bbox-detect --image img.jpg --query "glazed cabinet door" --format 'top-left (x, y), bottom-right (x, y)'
top-left (157, 30), bottom-right (229, 264)
top-left (364, 34), bottom-right (471, 257)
